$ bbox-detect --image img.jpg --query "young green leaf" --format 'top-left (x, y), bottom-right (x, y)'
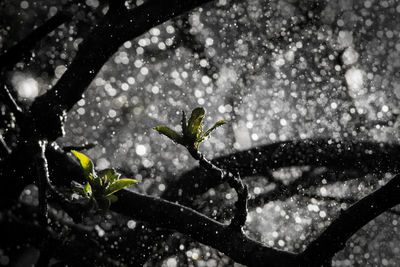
top-left (88, 176), bottom-right (102, 192)
top-left (106, 194), bottom-right (118, 203)
top-left (83, 183), bottom-right (92, 196)
top-left (186, 107), bottom-right (205, 139)
top-left (105, 178), bottom-right (138, 196)
top-left (200, 120), bottom-right (227, 141)
top-left (71, 150), bottom-right (95, 179)
top-left (154, 126), bottom-right (183, 144)
top-left (98, 168), bottom-right (120, 183)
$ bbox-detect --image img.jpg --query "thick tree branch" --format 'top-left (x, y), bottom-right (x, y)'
top-left (30, 0), bottom-right (214, 120)
top-left (162, 139), bottom-right (400, 204)
top-left (248, 169), bottom-right (359, 208)
top-left (112, 189), bottom-right (298, 267)
top-left (133, 139), bottom-right (400, 264)
top-left (0, 210), bottom-right (118, 266)
top-left (0, 11), bottom-right (72, 72)
top-left (112, 173), bottom-right (400, 266)
top-left (3, 138), bottom-right (400, 266)
top-left (300, 174), bottom-right (400, 266)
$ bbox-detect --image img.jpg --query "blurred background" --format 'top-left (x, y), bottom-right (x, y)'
top-left (1, 0), bottom-right (400, 266)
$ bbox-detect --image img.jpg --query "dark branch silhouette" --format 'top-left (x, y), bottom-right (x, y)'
top-left (0, 1), bottom-right (399, 266)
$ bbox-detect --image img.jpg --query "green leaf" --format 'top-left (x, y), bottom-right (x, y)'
top-left (154, 126), bottom-right (183, 144)
top-left (105, 179), bottom-right (138, 196)
top-left (106, 194), bottom-right (118, 203)
top-left (187, 107), bottom-right (205, 140)
top-left (83, 183), bottom-right (92, 196)
top-left (71, 150), bottom-right (95, 179)
top-left (98, 168), bottom-right (120, 183)
top-left (88, 176), bottom-right (102, 192)
top-left (200, 120), bottom-right (227, 141)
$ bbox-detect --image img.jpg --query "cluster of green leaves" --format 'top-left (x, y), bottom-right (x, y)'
top-left (71, 150), bottom-right (137, 210)
top-left (155, 107), bottom-right (226, 149)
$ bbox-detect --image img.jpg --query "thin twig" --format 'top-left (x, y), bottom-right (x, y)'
top-left (0, 133), bottom-right (11, 155)
top-left (188, 148), bottom-right (248, 231)
top-left (34, 140), bottom-right (49, 225)
top-left (63, 143), bottom-right (97, 152)
top-left (1, 85), bottom-right (24, 117)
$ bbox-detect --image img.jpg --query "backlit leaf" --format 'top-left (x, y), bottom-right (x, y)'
top-left (187, 107), bottom-right (205, 140)
top-left (105, 179), bottom-right (138, 196)
top-left (98, 168), bottom-right (120, 183)
top-left (154, 126), bottom-right (183, 144)
top-left (71, 150), bottom-right (95, 179)
top-left (200, 120), bottom-right (227, 141)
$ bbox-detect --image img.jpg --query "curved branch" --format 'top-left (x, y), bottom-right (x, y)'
top-left (30, 0), bottom-right (214, 125)
top-left (3, 139), bottom-right (400, 266)
top-left (162, 139), bottom-right (400, 203)
top-left (0, 11), bottom-right (72, 72)
top-left (300, 174), bottom-right (400, 266)
top-left (112, 189), bottom-right (298, 267)
top-left (113, 173), bottom-right (400, 266)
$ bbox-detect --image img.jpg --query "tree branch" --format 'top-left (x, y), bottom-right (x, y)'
top-left (112, 189), bottom-right (298, 267)
top-left (0, 85), bottom-right (24, 119)
top-left (30, 0), bottom-right (214, 122)
top-left (300, 174), bottom-right (400, 266)
top-left (33, 140), bottom-right (49, 225)
top-left (113, 173), bottom-right (400, 266)
top-left (188, 148), bottom-right (249, 231)
top-left (162, 139), bottom-right (400, 204)
top-left (0, 11), bottom-right (72, 72)
top-left (4, 138), bottom-right (400, 266)
top-left (0, 133), bottom-right (11, 156)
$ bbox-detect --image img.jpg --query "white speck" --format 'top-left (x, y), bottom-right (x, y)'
top-left (127, 77), bottom-right (135, 84)
top-left (140, 67), bottom-right (149, 75)
top-left (136, 144), bottom-right (147, 156)
top-left (127, 220), bottom-right (136, 229)
top-left (337, 31), bottom-right (353, 48)
top-left (201, 75), bottom-right (211, 84)
top-left (95, 225), bottom-right (105, 237)
top-left (166, 25), bottom-right (175, 34)
top-left (12, 74), bottom-right (39, 99)
top-left (342, 47), bottom-right (359, 65)
top-left (151, 86), bottom-right (159, 94)
top-left (150, 27), bottom-right (160, 36)
top-left (158, 184), bottom-right (165, 191)
top-left (166, 257), bottom-right (177, 267)
top-left (345, 68), bottom-right (364, 96)
top-left (55, 65), bottom-right (67, 78)
top-left (205, 37), bottom-right (214, 47)
top-left (20, 1), bottom-right (29, 9)
top-left (275, 57), bottom-right (285, 67)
